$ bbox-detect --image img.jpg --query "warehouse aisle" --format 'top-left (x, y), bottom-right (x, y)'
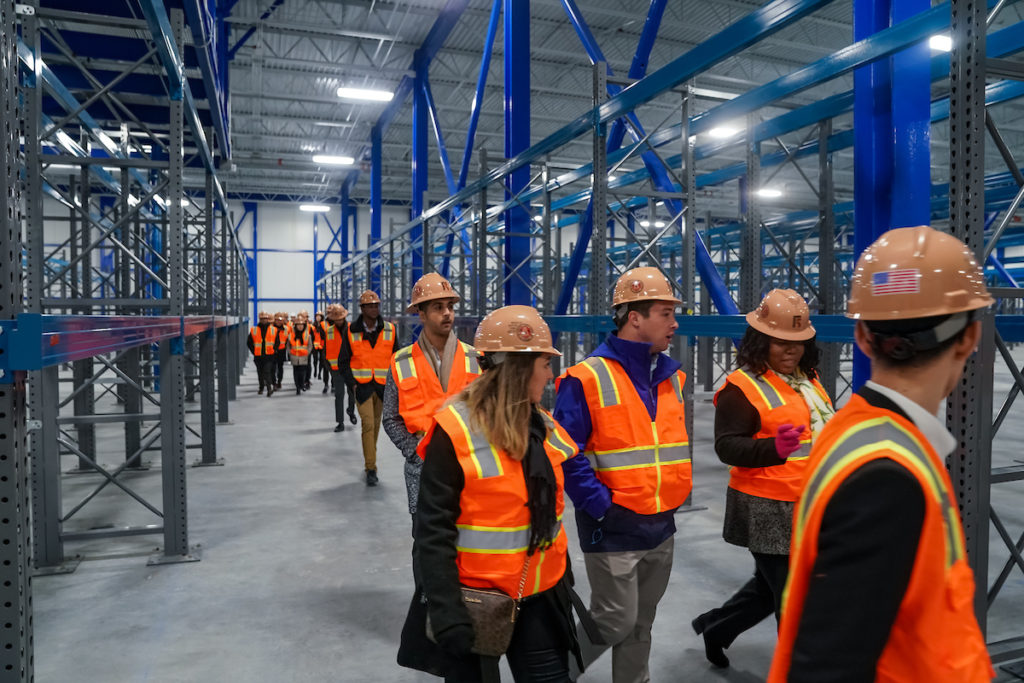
top-left (32, 363), bottom-right (1022, 682)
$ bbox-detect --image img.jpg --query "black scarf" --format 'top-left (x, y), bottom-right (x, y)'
top-left (522, 409), bottom-right (558, 555)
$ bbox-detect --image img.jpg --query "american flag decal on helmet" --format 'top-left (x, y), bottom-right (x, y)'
top-left (871, 269), bottom-right (920, 295)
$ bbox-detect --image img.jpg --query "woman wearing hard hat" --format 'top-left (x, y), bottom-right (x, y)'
top-left (398, 305), bottom-right (582, 681)
top-left (692, 289), bottom-right (833, 669)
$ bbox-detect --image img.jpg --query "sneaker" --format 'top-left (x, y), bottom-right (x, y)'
top-left (334, 423), bottom-right (345, 432)
top-left (365, 470), bottom-right (378, 486)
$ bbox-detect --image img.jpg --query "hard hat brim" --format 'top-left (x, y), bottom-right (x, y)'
top-left (745, 311), bottom-right (816, 341)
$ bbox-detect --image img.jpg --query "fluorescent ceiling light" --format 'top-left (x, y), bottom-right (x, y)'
top-left (337, 87), bottom-right (394, 102)
top-left (153, 195), bottom-right (167, 207)
top-left (312, 154), bottom-right (355, 165)
top-left (929, 34), bottom-right (952, 51)
top-left (654, 221), bottom-right (666, 228)
top-left (181, 198), bottom-right (191, 207)
top-left (708, 126), bottom-right (740, 139)
top-left (756, 188), bottom-right (782, 198)
top-left (640, 220), bottom-right (651, 228)
top-left (314, 121), bottom-right (354, 128)
top-left (300, 204), bottom-right (331, 212)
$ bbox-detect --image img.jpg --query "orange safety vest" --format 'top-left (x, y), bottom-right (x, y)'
top-left (349, 321), bottom-right (396, 385)
top-left (560, 356), bottom-right (690, 515)
top-left (427, 400), bottom-right (577, 597)
top-left (289, 325), bottom-right (311, 357)
top-left (322, 322), bottom-right (344, 371)
top-left (249, 325), bottom-right (278, 357)
top-left (312, 322), bottom-right (324, 350)
top-left (769, 394), bottom-right (993, 683)
top-left (714, 368), bottom-right (833, 502)
top-left (390, 341), bottom-right (481, 435)
top-left (273, 324), bottom-right (288, 351)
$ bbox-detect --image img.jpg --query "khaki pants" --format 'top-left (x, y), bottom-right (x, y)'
top-left (577, 536), bottom-right (674, 683)
top-left (357, 393), bottom-right (383, 472)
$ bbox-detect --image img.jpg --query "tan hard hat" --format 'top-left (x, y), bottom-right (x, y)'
top-left (747, 289), bottom-right (815, 341)
top-left (474, 305), bottom-right (560, 356)
top-left (257, 310), bottom-right (270, 320)
top-left (298, 309), bottom-right (309, 318)
top-left (612, 267), bottom-right (682, 308)
top-left (273, 312), bottom-right (286, 322)
top-left (847, 225), bottom-right (993, 320)
top-left (359, 290), bottom-right (381, 306)
top-left (408, 273), bottom-right (460, 313)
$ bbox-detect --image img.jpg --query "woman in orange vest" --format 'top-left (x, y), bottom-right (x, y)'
top-left (769, 226), bottom-right (993, 682)
top-left (692, 289), bottom-right (834, 669)
top-left (311, 310), bottom-right (325, 382)
top-left (398, 306), bottom-right (582, 682)
top-left (246, 310), bottom-right (278, 397)
top-left (288, 310), bottom-right (314, 394)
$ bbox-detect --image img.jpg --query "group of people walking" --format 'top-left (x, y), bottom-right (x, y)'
top-left (254, 224), bottom-right (998, 682)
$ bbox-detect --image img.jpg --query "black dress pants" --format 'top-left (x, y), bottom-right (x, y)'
top-left (701, 551), bottom-right (789, 648)
top-left (275, 353), bottom-right (285, 385)
top-left (255, 357), bottom-right (276, 391)
top-left (292, 365), bottom-right (311, 391)
top-left (329, 369), bottom-right (346, 422)
top-left (443, 592), bottom-right (570, 683)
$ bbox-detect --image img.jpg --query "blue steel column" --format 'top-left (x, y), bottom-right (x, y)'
top-left (412, 51), bottom-right (428, 283)
top-left (852, 0), bottom-right (931, 388)
top-left (370, 124), bottom-right (383, 293)
top-left (504, 0), bottom-right (532, 305)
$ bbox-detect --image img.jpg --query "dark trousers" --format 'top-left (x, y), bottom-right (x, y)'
top-left (700, 551), bottom-right (789, 648)
top-left (323, 357), bottom-right (334, 388)
top-left (275, 353), bottom-right (285, 385)
top-left (329, 369), bottom-right (347, 422)
top-left (254, 357), bottom-right (276, 391)
top-left (444, 593), bottom-right (570, 683)
top-left (311, 347), bottom-right (321, 377)
top-left (292, 365), bottom-right (311, 391)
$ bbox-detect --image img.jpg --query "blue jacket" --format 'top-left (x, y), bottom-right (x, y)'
top-left (554, 333), bottom-right (683, 553)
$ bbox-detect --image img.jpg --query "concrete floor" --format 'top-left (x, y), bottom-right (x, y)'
top-left (33, 362), bottom-right (1024, 682)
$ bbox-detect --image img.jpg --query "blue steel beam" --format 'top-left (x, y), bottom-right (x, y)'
top-left (370, 125), bottom-right (383, 292)
top-left (458, 0), bottom-right (501, 190)
top-left (183, 0), bottom-right (230, 160)
top-left (412, 53), bottom-right (429, 282)
top-left (227, 0), bottom-right (287, 60)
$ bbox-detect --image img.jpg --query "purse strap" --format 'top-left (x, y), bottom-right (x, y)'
top-left (514, 554), bottom-right (532, 602)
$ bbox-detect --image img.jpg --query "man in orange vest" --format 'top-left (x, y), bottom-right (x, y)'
top-left (554, 267), bottom-right (689, 683)
top-left (383, 273), bottom-right (481, 527)
top-left (288, 310), bottom-right (314, 395)
top-left (246, 310), bottom-right (277, 397)
top-left (272, 311), bottom-right (288, 390)
top-left (322, 303), bottom-right (355, 430)
top-left (340, 290), bottom-right (396, 486)
top-left (769, 226), bottom-right (994, 682)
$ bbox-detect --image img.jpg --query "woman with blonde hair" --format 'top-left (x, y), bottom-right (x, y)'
top-left (398, 305), bottom-right (582, 682)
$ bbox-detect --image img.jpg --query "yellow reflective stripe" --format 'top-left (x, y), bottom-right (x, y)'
top-left (653, 422), bottom-right (662, 513)
top-left (546, 427), bottom-right (577, 461)
top-left (586, 445), bottom-right (691, 470)
top-left (670, 372), bottom-right (685, 403)
top-left (456, 519), bottom-right (563, 555)
top-left (448, 403), bottom-right (504, 478)
top-left (394, 348), bottom-right (416, 382)
top-left (462, 343), bottom-right (481, 374)
top-left (579, 357), bottom-right (621, 407)
top-left (736, 368), bottom-right (784, 409)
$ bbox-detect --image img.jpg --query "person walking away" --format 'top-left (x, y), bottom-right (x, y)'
top-left (398, 305), bottom-right (582, 682)
top-left (247, 311), bottom-right (277, 397)
top-left (691, 289), bottom-right (834, 669)
top-left (323, 304), bottom-right (356, 431)
top-left (340, 290), bottom-right (395, 486)
top-left (554, 266), bottom-right (689, 683)
top-left (383, 272), bottom-right (481, 530)
top-left (289, 311), bottom-right (314, 394)
top-left (768, 225), bottom-right (994, 682)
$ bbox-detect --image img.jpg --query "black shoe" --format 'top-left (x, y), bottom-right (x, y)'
top-left (275, 383), bottom-right (282, 390)
top-left (348, 410), bottom-right (357, 425)
top-left (267, 386), bottom-right (274, 397)
top-left (322, 386), bottom-right (328, 394)
top-left (365, 470), bottom-right (378, 486)
top-left (258, 387), bottom-right (264, 395)
top-left (692, 614), bottom-right (729, 668)
top-left (296, 388), bottom-right (301, 395)
top-left (334, 423), bottom-right (344, 432)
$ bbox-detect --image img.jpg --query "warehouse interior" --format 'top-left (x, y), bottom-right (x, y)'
top-left (2, 0), bottom-right (1024, 680)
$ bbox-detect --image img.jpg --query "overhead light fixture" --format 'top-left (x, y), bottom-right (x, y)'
top-left (708, 126), bottom-right (740, 139)
top-left (300, 204), bottom-right (331, 213)
top-left (756, 188), bottom-right (782, 198)
top-left (654, 221), bottom-right (666, 228)
top-left (181, 198), bottom-right (191, 207)
top-left (312, 154), bottom-right (355, 165)
top-left (640, 220), bottom-right (651, 228)
top-left (929, 34), bottom-right (952, 52)
top-left (153, 194), bottom-right (168, 207)
top-left (337, 87), bottom-right (394, 102)
top-left (314, 121), bottom-right (354, 128)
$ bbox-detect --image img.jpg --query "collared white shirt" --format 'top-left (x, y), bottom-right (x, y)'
top-left (865, 381), bottom-right (957, 458)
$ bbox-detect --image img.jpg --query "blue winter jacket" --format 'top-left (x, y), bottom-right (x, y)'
top-left (554, 333), bottom-right (683, 553)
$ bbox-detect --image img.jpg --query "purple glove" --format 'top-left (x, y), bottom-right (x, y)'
top-left (774, 424), bottom-right (806, 459)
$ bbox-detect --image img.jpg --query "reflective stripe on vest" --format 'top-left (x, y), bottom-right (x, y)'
top-left (434, 400), bottom-right (576, 597)
top-left (323, 323), bottom-right (343, 371)
top-left (289, 327), bottom-right (311, 356)
top-left (349, 321), bottom-right (395, 384)
top-left (565, 356), bottom-right (691, 514)
top-left (797, 416), bottom-right (964, 569)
